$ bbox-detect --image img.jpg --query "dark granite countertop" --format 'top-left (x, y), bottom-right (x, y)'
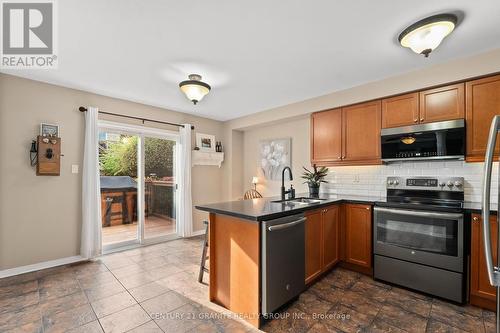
top-left (195, 193), bottom-right (383, 221)
top-left (196, 194), bottom-right (499, 221)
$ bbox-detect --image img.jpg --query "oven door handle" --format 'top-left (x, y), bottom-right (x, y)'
top-left (374, 207), bottom-right (463, 220)
top-left (482, 115), bottom-right (500, 287)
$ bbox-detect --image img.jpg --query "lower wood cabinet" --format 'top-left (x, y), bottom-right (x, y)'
top-left (323, 205), bottom-right (340, 270)
top-left (470, 213), bottom-right (497, 311)
top-left (343, 203), bottom-right (372, 269)
top-left (305, 209), bottom-right (323, 284)
top-left (305, 205), bottom-right (340, 284)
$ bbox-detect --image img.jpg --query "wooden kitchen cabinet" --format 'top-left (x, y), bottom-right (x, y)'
top-left (305, 205), bottom-right (340, 284)
top-left (419, 83), bottom-right (464, 123)
top-left (305, 209), bottom-right (323, 284)
top-left (381, 84), bottom-right (464, 128)
top-left (466, 74), bottom-right (500, 162)
top-left (344, 204), bottom-right (372, 268)
top-left (382, 93), bottom-right (419, 128)
top-left (323, 205), bottom-right (340, 270)
top-left (342, 101), bottom-right (381, 164)
top-left (311, 109), bottom-right (342, 164)
top-left (470, 213), bottom-right (497, 311)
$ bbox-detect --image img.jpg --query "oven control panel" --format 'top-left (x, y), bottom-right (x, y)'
top-left (386, 176), bottom-right (464, 192)
top-left (406, 178), bottom-right (438, 187)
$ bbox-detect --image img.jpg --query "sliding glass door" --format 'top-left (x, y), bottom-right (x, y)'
top-left (144, 136), bottom-right (177, 240)
top-left (98, 122), bottom-right (180, 251)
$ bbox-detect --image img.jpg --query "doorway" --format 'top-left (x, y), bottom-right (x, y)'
top-left (98, 121), bottom-right (180, 251)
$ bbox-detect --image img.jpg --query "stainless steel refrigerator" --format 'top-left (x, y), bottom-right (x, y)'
top-left (482, 115), bottom-right (500, 333)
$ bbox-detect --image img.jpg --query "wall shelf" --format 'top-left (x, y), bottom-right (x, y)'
top-left (192, 151), bottom-right (224, 168)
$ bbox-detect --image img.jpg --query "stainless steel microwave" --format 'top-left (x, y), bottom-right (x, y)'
top-left (380, 119), bottom-right (465, 163)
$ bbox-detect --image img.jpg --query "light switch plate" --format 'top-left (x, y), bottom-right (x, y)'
top-left (71, 164), bottom-right (79, 174)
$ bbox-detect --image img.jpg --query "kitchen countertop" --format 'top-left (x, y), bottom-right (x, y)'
top-left (196, 194), bottom-right (499, 221)
top-left (195, 193), bottom-right (384, 221)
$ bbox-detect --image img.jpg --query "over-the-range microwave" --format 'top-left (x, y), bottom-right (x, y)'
top-left (380, 119), bottom-right (465, 163)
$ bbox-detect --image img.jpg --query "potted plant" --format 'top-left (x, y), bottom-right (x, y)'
top-left (301, 164), bottom-right (329, 197)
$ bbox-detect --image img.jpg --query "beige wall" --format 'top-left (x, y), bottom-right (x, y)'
top-left (243, 117), bottom-right (310, 197)
top-left (0, 74), bottom-right (225, 270)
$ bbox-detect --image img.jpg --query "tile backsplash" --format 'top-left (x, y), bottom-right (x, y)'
top-left (321, 161), bottom-right (498, 204)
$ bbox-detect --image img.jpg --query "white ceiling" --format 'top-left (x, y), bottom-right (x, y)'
top-left (3, 0), bottom-right (500, 121)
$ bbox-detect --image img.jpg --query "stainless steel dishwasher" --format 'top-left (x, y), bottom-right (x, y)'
top-left (261, 213), bottom-right (306, 315)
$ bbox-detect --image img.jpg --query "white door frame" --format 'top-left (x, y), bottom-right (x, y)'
top-left (98, 120), bottom-right (181, 252)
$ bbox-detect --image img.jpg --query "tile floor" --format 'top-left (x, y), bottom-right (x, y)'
top-left (0, 236), bottom-right (496, 333)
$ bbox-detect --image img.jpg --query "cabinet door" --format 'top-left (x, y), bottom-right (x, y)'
top-left (305, 210), bottom-right (323, 284)
top-left (466, 75), bottom-right (500, 161)
top-left (381, 93), bottom-right (419, 128)
top-left (342, 101), bottom-right (381, 163)
top-left (470, 213), bottom-right (497, 310)
top-left (311, 109), bottom-right (342, 164)
top-left (323, 205), bottom-right (340, 270)
top-left (419, 83), bottom-right (464, 123)
top-left (344, 204), bottom-right (372, 268)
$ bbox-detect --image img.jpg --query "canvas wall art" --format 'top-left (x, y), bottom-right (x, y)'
top-left (259, 138), bottom-right (291, 180)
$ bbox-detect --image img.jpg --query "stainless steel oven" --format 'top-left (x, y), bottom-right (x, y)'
top-left (374, 207), bottom-right (463, 272)
top-left (373, 176), bottom-right (466, 303)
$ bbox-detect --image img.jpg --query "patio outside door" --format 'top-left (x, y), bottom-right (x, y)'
top-left (98, 122), bottom-right (180, 252)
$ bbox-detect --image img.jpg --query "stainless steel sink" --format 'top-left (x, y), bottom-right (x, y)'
top-left (272, 197), bottom-right (326, 205)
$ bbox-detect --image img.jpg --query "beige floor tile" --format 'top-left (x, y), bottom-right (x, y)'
top-left (91, 291), bottom-right (137, 318)
top-left (118, 272), bottom-right (154, 289)
top-left (127, 320), bottom-right (162, 333)
top-left (39, 291), bottom-right (88, 316)
top-left (140, 290), bottom-right (189, 315)
top-left (66, 320), bottom-right (104, 333)
top-left (0, 304), bottom-right (41, 331)
top-left (83, 279), bottom-right (127, 302)
top-left (42, 304), bottom-right (96, 333)
top-left (98, 304), bottom-right (150, 333)
top-left (128, 281), bottom-right (170, 303)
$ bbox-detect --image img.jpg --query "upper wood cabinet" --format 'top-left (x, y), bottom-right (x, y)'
top-left (344, 204), bottom-right (372, 268)
top-left (419, 83), bottom-right (464, 123)
top-left (311, 109), bottom-right (342, 163)
top-left (466, 74), bottom-right (500, 162)
top-left (382, 93), bottom-right (419, 128)
top-left (470, 213), bottom-right (497, 311)
top-left (310, 101), bottom-right (381, 166)
top-left (342, 101), bottom-right (381, 163)
top-left (305, 209), bottom-right (323, 284)
top-left (381, 84), bottom-right (464, 129)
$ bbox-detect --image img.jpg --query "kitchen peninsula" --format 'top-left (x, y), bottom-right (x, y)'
top-left (196, 194), bottom-right (378, 328)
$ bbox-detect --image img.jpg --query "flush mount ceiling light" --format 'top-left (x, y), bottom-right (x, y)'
top-left (399, 13), bottom-right (458, 57)
top-left (179, 74), bottom-right (211, 105)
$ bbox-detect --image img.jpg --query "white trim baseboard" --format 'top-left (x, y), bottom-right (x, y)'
top-left (0, 255), bottom-right (86, 279)
top-left (191, 229), bottom-right (206, 237)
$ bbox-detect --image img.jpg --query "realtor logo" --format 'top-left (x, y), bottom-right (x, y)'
top-left (1, 0), bottom-right (57, 68)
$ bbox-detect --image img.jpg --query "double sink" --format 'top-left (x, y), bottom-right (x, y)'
top-left (271, 197), bottom-right (326, 206)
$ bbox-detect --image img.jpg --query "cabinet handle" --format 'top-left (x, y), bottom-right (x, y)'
top-left (414, 119), bottom-right (418, 123)
top-left (366, 207), bottom-right (370, 210)
top-left (420, 118), bottom-right (424, 122)
top-left (342, 155), bottom-right (346, 159)
top-left (473, 216), bottom-right (479, 222)
top-left (338, 156), bottom-right (342, 160)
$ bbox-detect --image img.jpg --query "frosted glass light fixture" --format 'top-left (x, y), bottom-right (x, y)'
top-left (179, 74), bottom-right (211, 104)
top-left (399, 14), bottom-right (457, 57)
